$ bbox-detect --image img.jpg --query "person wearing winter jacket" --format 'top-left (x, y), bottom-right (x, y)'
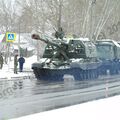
top-left (18, 55), bottom-right (25, 72)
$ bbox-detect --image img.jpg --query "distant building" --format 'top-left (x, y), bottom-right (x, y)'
top-left (0, 33), bottom-right (35, 57)
top-left (13, 33), bottom-right (35, 57)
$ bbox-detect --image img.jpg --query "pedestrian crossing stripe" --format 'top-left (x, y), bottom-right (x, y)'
top-left (6, 32), bottom-right (16, 42)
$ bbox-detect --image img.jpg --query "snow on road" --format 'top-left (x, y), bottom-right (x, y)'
top-left (11, 95), bottom-right (120, 120)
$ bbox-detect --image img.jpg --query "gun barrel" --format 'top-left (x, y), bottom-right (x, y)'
top-left (31, 33), bottom-right (60, 47)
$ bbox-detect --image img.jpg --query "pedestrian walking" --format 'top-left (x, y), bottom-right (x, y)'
top-left (18, 55), bottom-right (25, 72)
top-left (14, 54), bottom-right (18, 74)
top-left (0, 53), bottom-right (3, 69)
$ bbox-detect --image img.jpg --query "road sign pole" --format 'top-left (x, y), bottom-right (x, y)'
top-left (18, 22), bottom-right (20, 56)
top-left (6, 32), bottom-right (16, 71)
top-left (8, 43), bottom-right (10, 71)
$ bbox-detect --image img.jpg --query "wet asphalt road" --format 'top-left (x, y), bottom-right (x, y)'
top-left (0, 73), bottom-right (120, 120)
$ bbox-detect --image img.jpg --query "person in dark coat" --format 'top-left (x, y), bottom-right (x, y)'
top-left (18, 55), bottom-right (25, 72)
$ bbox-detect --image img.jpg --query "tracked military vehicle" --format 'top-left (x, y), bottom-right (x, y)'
top-left (31, 33), bottom-right (101, 81)
top-left (96, 39), bottom-right (120, 75)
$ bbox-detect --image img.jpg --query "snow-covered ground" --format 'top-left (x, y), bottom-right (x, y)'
top-left (0, 55), bottom-right (37, 79)
top-left (1, 55), bottom-right (120, 120)
top-left (11, 95), bottom-right (120, 120)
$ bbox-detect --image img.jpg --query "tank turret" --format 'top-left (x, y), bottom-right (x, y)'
top-left (32, 33), bottom-right (70, 64)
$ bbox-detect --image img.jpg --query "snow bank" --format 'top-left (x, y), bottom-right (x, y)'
top-left (11, 95), bottom-right (120, 120)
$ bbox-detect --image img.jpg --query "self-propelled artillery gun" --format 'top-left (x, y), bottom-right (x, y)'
top-left (31, 33), bottom-right (101, 81)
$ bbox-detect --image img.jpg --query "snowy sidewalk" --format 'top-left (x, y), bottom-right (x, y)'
top-left (0, 56), bottom-right (37, 79)
top-left (0, 65), bottom-right (32, 80)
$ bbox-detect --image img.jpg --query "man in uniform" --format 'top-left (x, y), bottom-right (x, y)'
top-left (0, 53), bottom-right (3, 69)
top-left (55, 27), bottom-right (65, 40)
top-left (14, 54), bottom-right (18, 74)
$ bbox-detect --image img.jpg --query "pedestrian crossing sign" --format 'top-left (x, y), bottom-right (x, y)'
top-left (6, 32), bottom-right (16, 42)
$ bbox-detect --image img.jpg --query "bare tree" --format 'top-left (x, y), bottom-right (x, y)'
top-left (0, 0), bottom-right (120, 42)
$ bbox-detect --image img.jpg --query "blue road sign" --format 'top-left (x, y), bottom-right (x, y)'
top-left (6, 32), bottom-right (16, 42)
top-left (8, 34), bottom-right (14, 40)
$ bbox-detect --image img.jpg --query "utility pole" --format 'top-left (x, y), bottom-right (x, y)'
top-left (57, 0), bottom-right (62, 31)
top-left (8, 42), bottom-right (10, 71)
top-left (90, 0), bottom-right (96, 40)
top-left (18, 20), bottom-right (21, 57)
top-left (34, 0), bottom-right (40, 61)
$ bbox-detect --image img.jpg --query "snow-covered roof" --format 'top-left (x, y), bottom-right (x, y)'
top-left (20, 43), bottom-right (35, 50)
top-left (11, 33), bottom-right (35, 50)
top-left (14, 33), bottom-right (32, 44)
top-left (0, 33), bottom-right (33, 43)
top-left (64, 37), bottom-right (90, 41)
top-left (97, 39), bottom-right (120, 47)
